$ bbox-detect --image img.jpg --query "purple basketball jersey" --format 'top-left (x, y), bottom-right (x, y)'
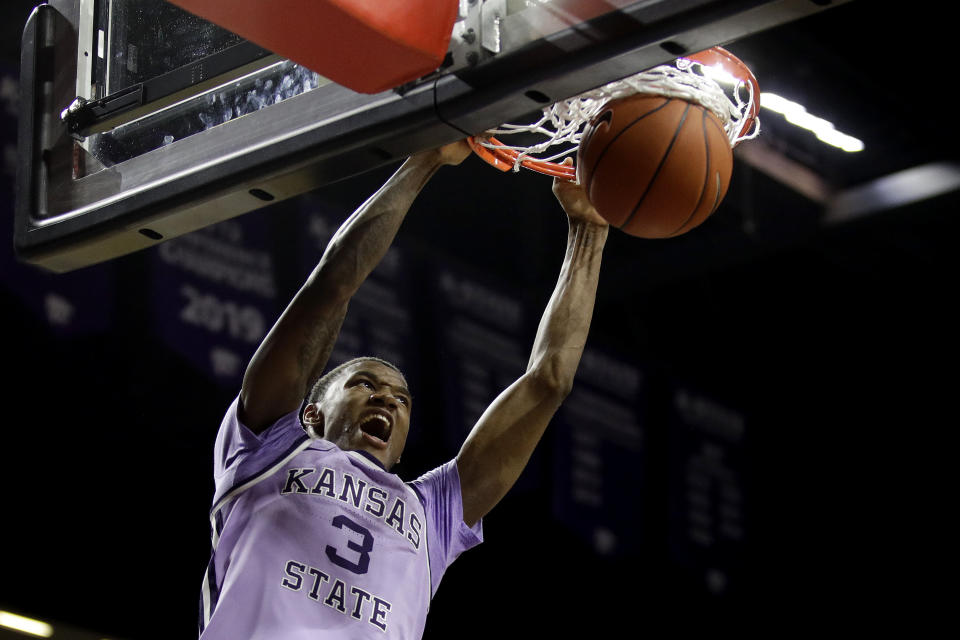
top-left (199, 398), bottom-right (483, 639)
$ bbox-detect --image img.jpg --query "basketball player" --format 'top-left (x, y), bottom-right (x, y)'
top-left (198, 141), bottom-right (608, 639)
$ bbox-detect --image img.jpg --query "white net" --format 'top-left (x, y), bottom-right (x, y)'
top-left (475, 54), bottom-right (760, 172)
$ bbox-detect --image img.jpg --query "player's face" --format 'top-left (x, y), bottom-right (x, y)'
top-left (314, 361), bottom-right (412, 470)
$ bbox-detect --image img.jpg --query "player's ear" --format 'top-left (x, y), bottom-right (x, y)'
top-left (302, 402), bottom-right (324, 437)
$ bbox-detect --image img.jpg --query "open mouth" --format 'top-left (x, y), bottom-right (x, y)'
top-left (358, 412), bottom-right (391, 447)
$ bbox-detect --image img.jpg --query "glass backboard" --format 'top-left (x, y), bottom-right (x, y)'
top-left (14, 0), bottom-right (848, 272)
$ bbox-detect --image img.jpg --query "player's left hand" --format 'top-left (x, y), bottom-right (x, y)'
top-left (435, 139), bottom-right (474, 166)
top-left (412, 139), bottom-right (472, 168)
top-left (553, 159), bottom-right (608, 227)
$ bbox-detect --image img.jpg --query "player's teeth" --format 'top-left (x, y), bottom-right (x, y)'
top-left (360, 415), bottom-right (390, 440)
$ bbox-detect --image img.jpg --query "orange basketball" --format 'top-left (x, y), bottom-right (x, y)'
top-left (577, 95), bottom-right (733, 238)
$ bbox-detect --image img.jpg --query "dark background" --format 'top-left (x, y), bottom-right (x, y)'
top-left (1, 1), bottom-right (954, 637)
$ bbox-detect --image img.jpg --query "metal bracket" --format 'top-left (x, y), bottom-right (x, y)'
top-left (448, 0), bottom-right (485, 68)
top-left (481, 0), bottom-right (506, 54)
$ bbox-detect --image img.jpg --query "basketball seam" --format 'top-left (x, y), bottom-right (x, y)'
top-left (585, 97), bottom-right (672, 199)
top-left (669, 108), bottom-right (712, 237)
top-left (671, 112), bottom-right (728, 237)
top-left (703, 114), bottom-right (729, 216)
top-left (621, 101), bottom-right (691, 233)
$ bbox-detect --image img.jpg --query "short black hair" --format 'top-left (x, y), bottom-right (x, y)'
top-left (300, 356), bottom-right (406, 423)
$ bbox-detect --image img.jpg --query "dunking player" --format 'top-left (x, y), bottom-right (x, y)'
top-left (198, 140), bottom-right (609, 639)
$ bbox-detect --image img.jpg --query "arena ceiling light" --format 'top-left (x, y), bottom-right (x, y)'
top-left (761, 92), bottom-right (864, 152)
top-left (0, 610), bottom-right (54, 638)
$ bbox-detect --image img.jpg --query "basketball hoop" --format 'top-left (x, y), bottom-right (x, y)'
top-left (467, 46), bottom-right (760, 181)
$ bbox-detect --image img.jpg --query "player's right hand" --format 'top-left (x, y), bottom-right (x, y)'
top-left (553, 159), bottom-right (608, 227)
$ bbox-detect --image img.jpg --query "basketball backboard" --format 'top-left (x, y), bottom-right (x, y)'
top-left (14, 0), bottom-right (848, 272)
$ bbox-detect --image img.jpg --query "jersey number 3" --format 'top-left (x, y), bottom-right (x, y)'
top-left (325, 515), bottom-right (374, 575)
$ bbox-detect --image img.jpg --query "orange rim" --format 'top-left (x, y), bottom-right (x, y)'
top-left (467, 136), bottom-right (578, 181)
top-left (468, 46), bottom-right (759, 180)
top-left (685, 46), bottom-right (760, 141)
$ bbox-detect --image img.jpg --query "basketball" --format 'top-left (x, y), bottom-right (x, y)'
top-left (577, 94), bottom-right (734, 238)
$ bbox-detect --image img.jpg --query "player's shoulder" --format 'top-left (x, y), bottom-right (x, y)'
top-left (410, 458), bottom-right (457, 484)
top-left (407, 458), bottom-right (460, 501)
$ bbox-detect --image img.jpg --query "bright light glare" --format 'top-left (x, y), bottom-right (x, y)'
top-left (761, 92), bottom-right (864, 152)
top-left (0, 611), bottom-right (54, 638)
top-left (700, 63), bottom-right (738, 87)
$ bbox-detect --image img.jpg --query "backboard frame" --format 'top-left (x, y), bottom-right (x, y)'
top-left (14, 0), bottom-right (848, 272)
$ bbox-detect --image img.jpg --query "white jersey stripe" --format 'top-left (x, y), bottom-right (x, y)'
top-left (200, 561), bottom-right (214, 630)
top-left (203, 436), bottom-right (313, 626)
top-left (407, 483), bottom-right (433, 609)
top-left (209, 437), bottom-right (312, 549)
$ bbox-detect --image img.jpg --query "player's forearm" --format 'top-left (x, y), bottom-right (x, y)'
top-left (457, 219), bottom-right (606, 525)
top-left (286, 152), bottom-right (444, 385)
top-left (305, 152), bottom-right (444, 297)
top-left (239, 151), bottom-right (445, 431)
top-left (525, 218), bottom-right (608, 392)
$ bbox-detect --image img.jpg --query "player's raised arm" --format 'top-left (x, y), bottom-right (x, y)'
top-left (239, 141), bottom-right (472, 433)
top-left (456, 167), bottom-right (609, 527)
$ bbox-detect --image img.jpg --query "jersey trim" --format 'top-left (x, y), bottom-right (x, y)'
top-left (202, 434), bottom-right (312, 630)
top-left (407, 482), bottom-right (433, 608)
top-left (346, 449), bottom-right (388, 472)
top-left (209, 435), bottom-right (312, 549)
top-left (199, 553), bottom-right (219, 633)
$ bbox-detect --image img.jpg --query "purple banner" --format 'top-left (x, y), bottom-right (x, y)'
top-left (667, 385), bottom-right (747, 597)
top-left (148, 214), bottom-right (278, 385)
top-left (433, 266), bottom-right (528, 466)
top-left (553, 348), bottom-right (645, 556)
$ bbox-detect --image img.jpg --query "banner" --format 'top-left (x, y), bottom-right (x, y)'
top-left (433, 266), bottom-right (527, 464)
top-left (667, 385), bottom-right (747, 597)
top-left (553, 348), bottom-right (645, 556)
top-left (148, 213), bottom-right (278, 385)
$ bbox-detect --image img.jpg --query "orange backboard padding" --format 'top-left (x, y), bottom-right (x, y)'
top-left (168, 0), bottom-right (459, 94)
